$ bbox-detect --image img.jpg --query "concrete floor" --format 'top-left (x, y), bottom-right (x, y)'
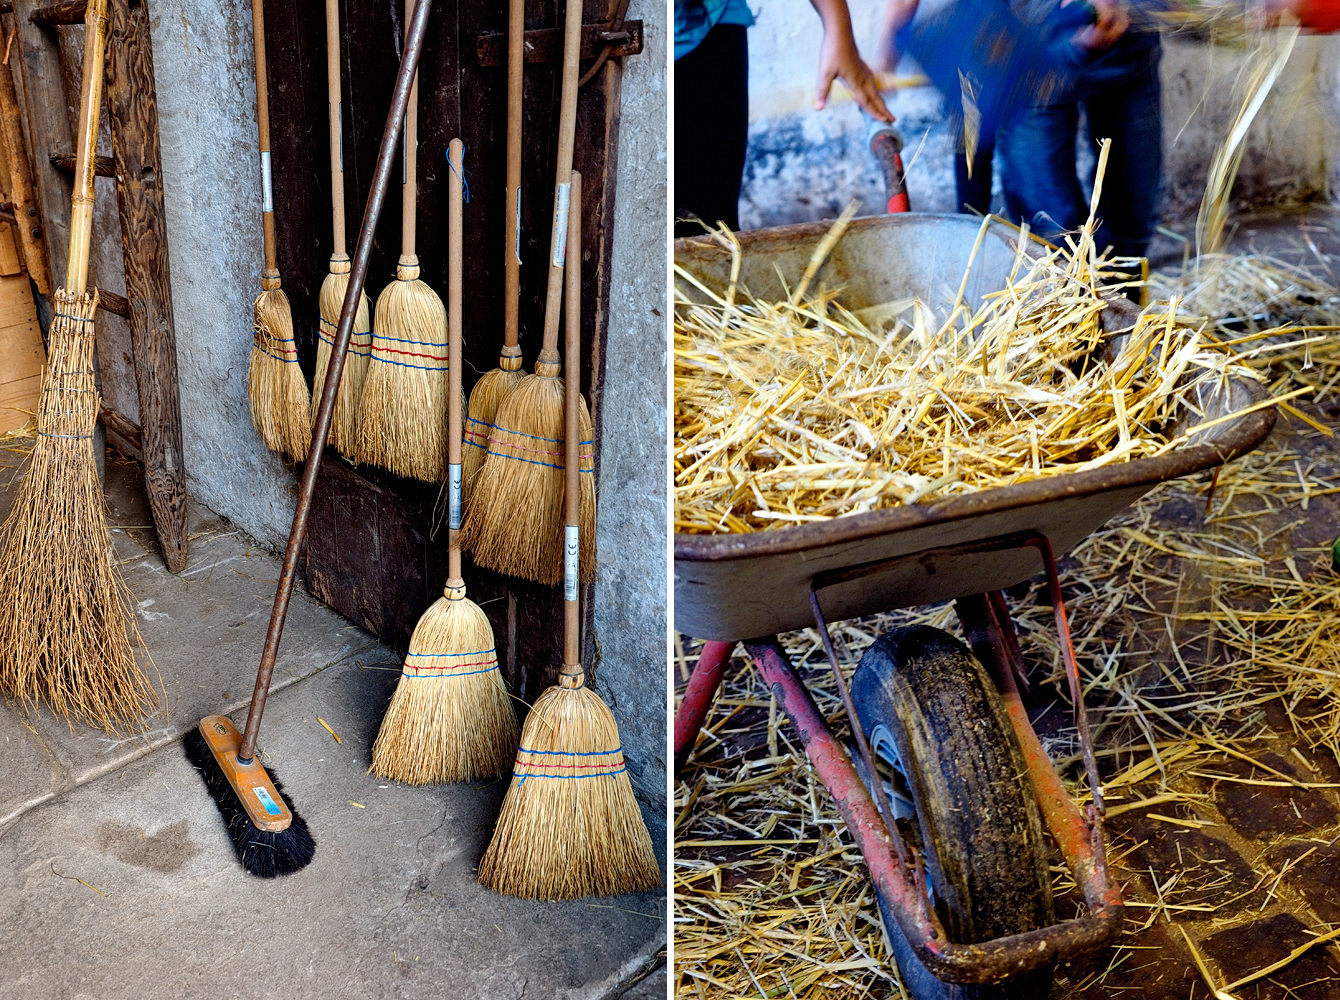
top-left (0, 451), bottom-right (666, 1000)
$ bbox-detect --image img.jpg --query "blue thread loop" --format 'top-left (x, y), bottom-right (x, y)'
top-left (446, 147), bottom-right (470, 204)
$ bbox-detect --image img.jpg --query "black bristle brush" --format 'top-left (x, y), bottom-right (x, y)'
top-left (186, 0), bottom-right (436, 878)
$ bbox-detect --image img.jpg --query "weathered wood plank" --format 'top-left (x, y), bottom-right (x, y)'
top-left (9, 0), bottom-right (72, 290)
top-left (0, 52), bottom-right (50, 293)
top-left (104, 0), bottom-right (188, 573)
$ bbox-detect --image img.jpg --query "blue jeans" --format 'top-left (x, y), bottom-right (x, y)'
top-left (998, 55), bottom-right (1162, 260)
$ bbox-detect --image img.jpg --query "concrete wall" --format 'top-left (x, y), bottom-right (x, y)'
top-left (592, 0), bottom-right (669, 851)
top-left (147, 0), bottom-right (304, 551)
top-left (739, 0), bottom-right (1340, 229)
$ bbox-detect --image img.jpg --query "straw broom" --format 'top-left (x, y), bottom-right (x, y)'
top-left (461, 0), bottom-right (596, 585)
top-left (462, 0), bottom-right (526, 490)
top-left (370, 140), bottom-right (518, 783)
top-left (0, 0), bottom-right (157, 734)
top-left (478, 173), bottom-right (660, 899)
top-left (354, 0), bottom-right (448, 483)
top-left (246, 0), bottom-right (310, 464)
top-left (311, 0), bottom-right (372, 457)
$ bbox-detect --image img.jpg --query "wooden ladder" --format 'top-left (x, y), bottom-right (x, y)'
top-left (4, 0), bottom-right (188, 572)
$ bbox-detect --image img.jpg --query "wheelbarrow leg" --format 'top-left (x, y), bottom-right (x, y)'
top-left (673, 640), bottom-right (736, 776)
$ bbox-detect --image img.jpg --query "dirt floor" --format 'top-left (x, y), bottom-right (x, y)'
top-left (0, 448), bottom-right (666, 1000)
top-left (673, 206), bottom-right (1340, 999)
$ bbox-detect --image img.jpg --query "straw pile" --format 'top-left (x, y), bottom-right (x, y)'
top-left (675, 197), bottom-right (1258, 535)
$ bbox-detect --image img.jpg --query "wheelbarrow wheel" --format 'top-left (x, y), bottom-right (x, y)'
top-left (851, 625), bottom-right (1055, 1000)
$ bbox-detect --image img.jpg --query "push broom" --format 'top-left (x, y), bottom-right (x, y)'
top-left (245, 0), bottom-right (310, 465)
top-left (461, 0), bottom-right (596, 586)
top-left (462, 0), bottom-right (525, 489)
top-left (370, 139), bottom-right (519, 784)
top-left (186, 0), bottom-right (435, 877)
top-left (478, 174), bottom-right (660, 899)
top-left (311, 0), bottom-right (372, 457)
top-left (354, 0), bottom-right (449, 483)
top-left (0, 0), bottom-right (157, 734)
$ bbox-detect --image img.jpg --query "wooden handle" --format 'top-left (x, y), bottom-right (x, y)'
top-left (562, 171), bottom-right (580, 667)
top-left (326, 0), bottom-right (346, 259)
top-left (239, 0), bottom-right (436, 763)
top-left (447, 137), bottom-right (463, 582)
top-left (537, 0), bottom-right (583, 360)
top-left (402, 0), bottom-right (419, 262)
top-left (502, 0), bottom-right (523, 352)
top-left (250, 0), bottom-right (278, 280)
top-left (67, 0), bottom-right (109, 294)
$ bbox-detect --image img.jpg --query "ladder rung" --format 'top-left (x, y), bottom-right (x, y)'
top-left (50, 152), bottom-right (115, 177)
top-left (30, 0), bottom-right (86, 27)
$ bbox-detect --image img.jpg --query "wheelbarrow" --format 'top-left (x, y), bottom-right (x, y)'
top-left (672, 214), bottom-right (1276, 997)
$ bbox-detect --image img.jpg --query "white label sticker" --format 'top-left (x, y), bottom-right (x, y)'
top-left (254, 786), bottom-right (282, 816)
top-left (552, 183), bottom-right (570, 267)
top-left (260, 151), bottom-right (273, 214)
top-left (564, 525), bottom-right (579, 601)
top-left (449, 464), bottom-right (462, 530)
top-left (514, 187), bottom-right (522, 264)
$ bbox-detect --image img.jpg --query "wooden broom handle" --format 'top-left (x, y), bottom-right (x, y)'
top-left (537, 0), bottom-right (582, 362)
top-left (67, 0), bottom-right (108, 295)
top-left (447, 138), bottom-right (464, 584)
top-left (501, 0), bottom-right (523, 355)
top-left (238, 0), bottom-right (435, 764)
top-left (402, 0), bottom-right (419, 263)
top-left (326, 0), bottom-right (347, 260)
top-left (563, 171), bottom-right (580, 667)
top-left (250, 0), bottom-right (279, 283)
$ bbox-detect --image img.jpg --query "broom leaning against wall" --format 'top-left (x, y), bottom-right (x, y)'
top-left (0, 0), bottom-right (157, 734)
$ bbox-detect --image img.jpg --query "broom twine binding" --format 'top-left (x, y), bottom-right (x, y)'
top-left (511, 745), bottom-right (626, 781)
top-left (400, 646), bottom-right (498, 678)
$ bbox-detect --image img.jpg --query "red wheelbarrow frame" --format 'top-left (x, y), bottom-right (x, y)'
top-left (674, 531), bottom-right (1123, 986)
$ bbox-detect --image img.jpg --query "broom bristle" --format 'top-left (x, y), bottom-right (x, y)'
top-left (354, 271), bottom-right (448, 482)
top-left (250, 287), bottom-right (311, 464)
top-left (477, 680), bottom-right (661, 900)
top-left (369, 587), bottom-right (518, 783)
top-left (462, 364), bottom-right (524, 494)
top-left (313, 267), bottom-right (372, 458)
top-left (0, 288), bottom-right (159, 734)
top-left (183, 727), bottom-right (316, 878)
top-left (459, 372), bottom-right (596, 585)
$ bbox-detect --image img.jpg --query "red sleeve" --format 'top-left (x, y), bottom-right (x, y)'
top-left (1295, 0), bottom-right (1340, 31)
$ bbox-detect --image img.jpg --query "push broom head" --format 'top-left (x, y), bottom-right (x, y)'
top-left (462, 349), bottom-right (523, 491)
top-left (184, 715), bottom-right (315, 878)
top-left (370, 580), bottom-right (519, 783)
top-left (249, 282), bottom-right (311, 464)
top-left (0, 287), bottom-right (160, 734)
top-left (477, 668), bottom-right (661, 899)
top-left (313, 256), bottom-right (372, 458)
top-left (459, 363), bottom-right (596, 585)
top-left (354, 256), bottom-right (448, 482)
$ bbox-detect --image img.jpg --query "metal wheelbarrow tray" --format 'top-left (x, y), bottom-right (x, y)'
top-left (673, 214), bottom-right (1277, 991)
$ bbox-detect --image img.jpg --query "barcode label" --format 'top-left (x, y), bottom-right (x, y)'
top-left (564, 525), bottom-right (579, 601)
top-left (449, 464), bottom-right (462, 530)
top-left (553, 183), bottom-right (570, 267)
top-left (260, 151), bottom-right (273, 213)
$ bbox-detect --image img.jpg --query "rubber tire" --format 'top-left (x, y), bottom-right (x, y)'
top-left (851, 625), bottom-right (1056, 1000)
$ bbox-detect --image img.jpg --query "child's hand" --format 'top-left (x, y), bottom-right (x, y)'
top-left (815, 30), bottom-right (894, 121)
